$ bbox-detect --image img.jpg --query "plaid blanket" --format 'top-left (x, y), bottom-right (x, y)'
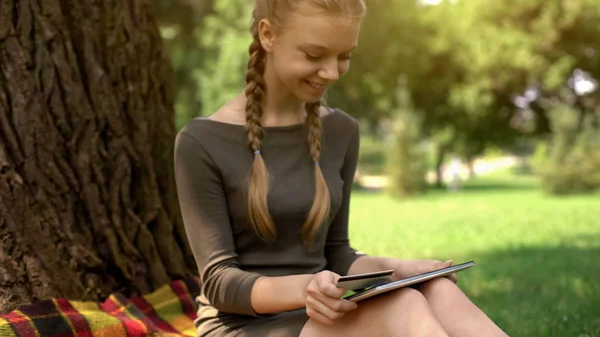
top-left (0, 278), bottom-right (200, 337)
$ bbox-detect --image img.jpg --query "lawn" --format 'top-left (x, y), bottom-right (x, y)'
top-left (348, 171), bottom-right (600, 337)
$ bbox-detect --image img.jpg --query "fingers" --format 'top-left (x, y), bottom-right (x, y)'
top-left (308, 276), bottom-right (357, 313)
top-left (306, 294), bottom-right (355, 324)
top-left (439, 260), bottom-right (458, 283)
top-left (430, 259), bottom-right (452, 271)
top-left (321, 283), bottom-right (343, 298)
top-left (305, 271), bottom-right (358, 325)
top-left (307, 272), bottom-right (344, 298)
top-left (306, 280), bottom-right (356, 312)
top-left (417, 259), bottom-right (451, 274)
top-left (317, 275), bottom-right (347, 298)
top-left (314, 291), bottom-right (358, 313)
top-left (306, 306), bottom-right (335, 326)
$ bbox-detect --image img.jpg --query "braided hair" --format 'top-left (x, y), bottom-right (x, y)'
top-left (244, 0), bottom-right (366, 243)
top-left (244, 25), bottom-right (275, 242)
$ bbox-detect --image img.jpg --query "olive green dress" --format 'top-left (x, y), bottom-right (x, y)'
top-left (174, 108), bottom-right (362, 336)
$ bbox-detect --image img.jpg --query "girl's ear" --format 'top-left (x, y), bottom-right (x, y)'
top-left (258, 19), bottom-right (276, 52)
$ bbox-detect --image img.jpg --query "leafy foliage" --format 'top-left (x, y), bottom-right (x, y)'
top-left (156, 0), bottom-right (600, 189)
top-left (537, 101), bottom-right (600, 194)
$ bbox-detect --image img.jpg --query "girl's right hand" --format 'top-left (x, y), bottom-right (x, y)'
top-left (305, 271), bottom-right (358, 326)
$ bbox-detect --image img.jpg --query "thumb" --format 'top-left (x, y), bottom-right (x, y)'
top-left (318, 272), bottom-right (345, 298)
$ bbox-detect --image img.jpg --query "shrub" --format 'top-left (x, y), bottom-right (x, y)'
top-left (539, 104), bottom-right (600, 195)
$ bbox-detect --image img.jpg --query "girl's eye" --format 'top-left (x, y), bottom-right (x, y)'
top-left (304, 53), bottom-right (352, 62)
top-left (305, 53), bottom-right (321, 61)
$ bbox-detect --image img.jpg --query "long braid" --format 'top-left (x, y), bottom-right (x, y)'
top-left (243, 0), bottom-right (366, 243)
top-left (302, 102), bottom-right (331, 243)
top-left (245, 28), bottom-right (275, 242)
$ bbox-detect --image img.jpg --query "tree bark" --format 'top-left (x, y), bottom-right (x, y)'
top-left (0, 0), bottom-right (195, 313)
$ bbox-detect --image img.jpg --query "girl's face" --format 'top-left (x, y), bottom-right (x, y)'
top-left (261, 12), bottom-right (361, 103)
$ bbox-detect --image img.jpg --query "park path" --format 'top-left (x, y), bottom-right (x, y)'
top-left (358, 156), bottom-right (519, 189)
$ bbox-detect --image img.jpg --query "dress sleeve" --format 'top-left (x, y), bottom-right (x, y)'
top-left (174, 131), bottom-right (262, 316)
top-left (324, 120), bottom-right (364, 276)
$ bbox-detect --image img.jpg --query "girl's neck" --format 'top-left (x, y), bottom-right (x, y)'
top-left (260, 58), bottom-right (307, 127)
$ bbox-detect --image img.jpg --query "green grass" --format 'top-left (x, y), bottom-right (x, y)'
top-left (349, 171), bottom-right (600, 337)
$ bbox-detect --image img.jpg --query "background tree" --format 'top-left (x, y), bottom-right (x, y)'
top-left (153, 0), bottom-right (216, 127)
top-left (0, 0), bottom-right (195, 313)
top-left (386, 77), bottom-right (428, 197)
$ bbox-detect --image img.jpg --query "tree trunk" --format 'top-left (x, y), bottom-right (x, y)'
top-left (435, 146), bottom-right (446, 188)
top-left (467, 157), bottom-right (476, 178)
top-left (0, 0), bottom-right (195, 313)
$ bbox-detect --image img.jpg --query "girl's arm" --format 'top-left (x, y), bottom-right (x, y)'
top-left (175, 131), bottom-right (266, 316)
top-left (250, 274), bottom-right (314, 313)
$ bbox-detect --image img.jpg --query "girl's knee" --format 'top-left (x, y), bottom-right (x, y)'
top-left (418, 277), bottom-right (460, 300)
top-left (385, 289), bottom-right (449, 337)
top-left (383, 287), bottom-right (429, 309)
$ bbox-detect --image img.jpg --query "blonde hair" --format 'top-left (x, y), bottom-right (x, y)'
top-left (245, 0), bottom-right (366, 244)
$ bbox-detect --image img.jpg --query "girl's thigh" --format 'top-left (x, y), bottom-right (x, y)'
top-left (300, 287), bottom-right (447, 337)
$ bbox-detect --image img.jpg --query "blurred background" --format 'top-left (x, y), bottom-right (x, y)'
top-left (154, 0), bottom-right (600, 335)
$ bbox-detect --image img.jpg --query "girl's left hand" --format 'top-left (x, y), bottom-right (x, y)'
top-left (388, 259), bottom-right (458, 283)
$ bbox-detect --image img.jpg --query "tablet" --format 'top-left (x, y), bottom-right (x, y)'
top-left (337, 269), bottom-right (394, 290)
top-left (342, 261), bottom-right (476, 302)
